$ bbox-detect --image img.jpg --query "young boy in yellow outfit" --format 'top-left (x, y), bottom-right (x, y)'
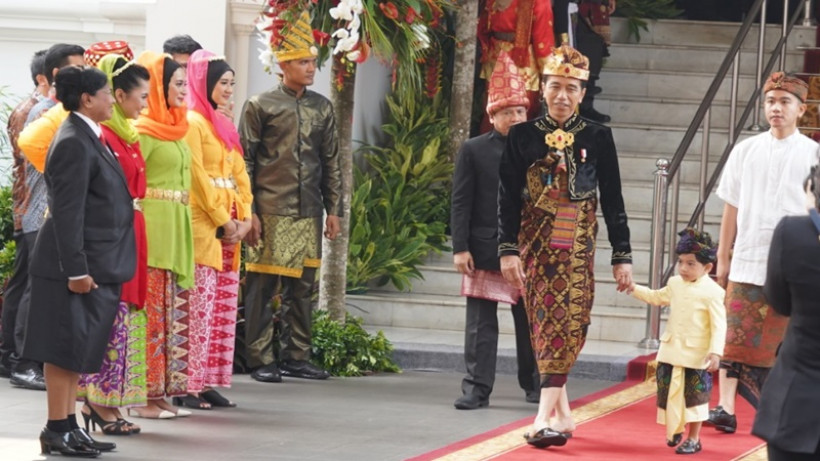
top-left (628, 228), bottom-right (727, 455)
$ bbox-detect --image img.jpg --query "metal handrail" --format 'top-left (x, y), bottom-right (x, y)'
top-left (640, 0), bottom-right (811, 348)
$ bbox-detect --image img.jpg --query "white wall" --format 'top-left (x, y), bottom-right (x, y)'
top-left (144, 0), bottom-right (227, 55)
top-left (0, 0), bottom-right (389, 179)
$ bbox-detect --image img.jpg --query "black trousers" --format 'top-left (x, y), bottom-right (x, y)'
top-left (768, 441), bottom-right (820, 461)
top-left (243, 268), bottom-right (316, 369)
top-left (575, 18), bottom-right (607, 111)
top-left (461, 297), bottom-right (539, 399)
top-left (0, 232), bottom-right (40, 372)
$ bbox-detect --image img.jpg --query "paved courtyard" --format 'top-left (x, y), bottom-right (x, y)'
top-left (0, 371), bottom-right (612, 461)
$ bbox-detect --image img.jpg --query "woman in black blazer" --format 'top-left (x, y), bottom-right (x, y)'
top-left (753, 165), bottom-right (820, 461)
top-left (21, 66), bottom-right (136, 457)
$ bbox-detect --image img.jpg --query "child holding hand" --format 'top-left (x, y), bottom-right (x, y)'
top-left (628, 228), bottom-right (727, 455)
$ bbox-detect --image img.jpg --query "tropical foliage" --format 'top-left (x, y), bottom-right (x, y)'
top-left (0, 87), bottom-right (17, 289)
top-left (256, 0), bottom-right (452, 96)
top-left (615, 0), bottom-right (682, 42)
top-left (311, 309), bottom-right (400, 376)
top-left (346, 92), bottom-right (452, 292)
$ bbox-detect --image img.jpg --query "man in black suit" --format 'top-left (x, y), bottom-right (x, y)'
top-left (452, 51), bottom-right (540, 410)
top-left (20, 66), bottom-right (135, 457)
top-left (752, 167), bottom-right (820, 461)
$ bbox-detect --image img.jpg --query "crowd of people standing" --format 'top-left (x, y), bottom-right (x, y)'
top-left (0, 11), bottom-right (341, 457)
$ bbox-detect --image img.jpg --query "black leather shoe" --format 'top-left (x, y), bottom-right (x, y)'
top-left (39, 428), bottom-right (100, 457)
top-left (250, 363), bottom-right (283, 383)
top-left (0, 362), bottom-right (9, 379)
top-left (580, 107), bottom-right (611, 123)
top-left (454, 394), bottom-right (489, 410)
top-left (524, 427), bottom-right (568, 448)
top-left (525, 391), bottom-right (540, 404)
top-left (675, 438), bottom-right (702, 455)
top-left (10, 366), bottom-right (46, 391)
top-left (706, 406), bottom-right (737, 433)
top-left (279, 360), bottom-right (330, 380)
top-left (667, 432), bottom-right (683, 447)
top-left (72, 427), bottom-right (116, 452)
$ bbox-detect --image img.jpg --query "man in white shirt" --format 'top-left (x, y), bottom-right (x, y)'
top-left (708, 72), bottom-right (819, 433)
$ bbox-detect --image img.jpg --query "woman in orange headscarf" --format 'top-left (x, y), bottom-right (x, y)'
top-left (129, 51), bottom-right (195, 419)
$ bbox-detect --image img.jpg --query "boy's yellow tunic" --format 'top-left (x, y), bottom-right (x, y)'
top-left (632, 275), bottom-right (727, 441)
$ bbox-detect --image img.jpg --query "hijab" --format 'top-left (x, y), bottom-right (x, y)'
top-left (135, 50), bottom-right (189, 141)
top-left (97, 54), bottom-right (140, 144)
top-left (185, 49), bottom-right (241, 152)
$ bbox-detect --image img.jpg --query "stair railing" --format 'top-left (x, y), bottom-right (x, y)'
top-left (640, 0), bottom-right (812, 349)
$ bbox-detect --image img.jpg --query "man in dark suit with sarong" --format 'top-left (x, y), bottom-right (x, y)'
top-left (452, 51), bottom-right (540, 410)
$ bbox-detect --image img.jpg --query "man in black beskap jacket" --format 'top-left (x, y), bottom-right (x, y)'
top-left (451, 51), bottom-right (540, 411)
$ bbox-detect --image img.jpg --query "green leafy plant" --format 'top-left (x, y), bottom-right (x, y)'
top-left (615, 0), bottom-right (682, 42)
top-left (311, 310), bottom-right (400, 376)
top-left (346, 91), bottom-right (453, 292)
top-left (0, 239), bottom-right (16, 292)
top-left (0, 185), bottom-right (14, 247)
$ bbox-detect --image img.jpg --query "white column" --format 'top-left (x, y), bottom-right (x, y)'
top-left (144, 0), bottom-right (228, 55)
top-left (228, 0), bottom-right (264, 123)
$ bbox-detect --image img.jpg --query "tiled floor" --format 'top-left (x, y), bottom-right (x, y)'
top-left (0, 371), bottom-right (612, 461)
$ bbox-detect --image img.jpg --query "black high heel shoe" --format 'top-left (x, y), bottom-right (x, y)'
top-left (39, 428), bottom-right (100, 458)
top-left (72, 426), bottom-right (117, 452)
top-left (173, 394), bottom-right (212, 410)
top-left (82, 404), bottom-right (132, 435)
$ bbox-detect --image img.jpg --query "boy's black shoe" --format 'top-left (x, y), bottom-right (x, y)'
top-left (667, 432), bottom-right (683, 447)
top-left (706, 406), bottom-right (737, 433)
top-left (675, 439), bottom-right (702, 455)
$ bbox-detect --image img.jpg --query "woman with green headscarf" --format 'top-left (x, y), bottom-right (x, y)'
top-left (77, 52), bottom-right (151, 436)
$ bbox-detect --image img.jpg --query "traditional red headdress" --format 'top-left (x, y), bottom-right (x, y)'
top-left (84, 41), bottom-right (133, 67)
top-left (486, 51), bottom-right (530, 115)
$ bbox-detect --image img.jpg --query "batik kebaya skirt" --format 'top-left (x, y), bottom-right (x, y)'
top-left (187, 241), bottom-right (239, 392)
top-left (78, 303), bottom-right (147, 408)
top-left (144, 267), bottom-right (190, 399)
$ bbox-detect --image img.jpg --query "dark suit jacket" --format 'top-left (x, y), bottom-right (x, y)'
top-left (451, 131), bottom-right (505, 271)
top-left (29, 112), bottom-right (136, 284)
top-left (752, 214), bottom-right (820, 453)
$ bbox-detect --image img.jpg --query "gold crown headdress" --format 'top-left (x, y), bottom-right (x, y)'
top-left (542, 43), bottom-right (590, 81)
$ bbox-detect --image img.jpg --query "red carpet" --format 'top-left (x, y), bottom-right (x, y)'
top-left (408, 355), bottom-right (765, 461)
top-left (489, 390), bottom-right (761, 461)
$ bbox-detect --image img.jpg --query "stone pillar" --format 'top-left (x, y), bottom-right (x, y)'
top-left (228, 0), bottom-right (264, 123)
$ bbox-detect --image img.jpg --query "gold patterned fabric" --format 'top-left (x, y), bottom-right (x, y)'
top-left (245, 215), bottom-right (322, 278)
top-left (520, 170), bottom-right (597, 375)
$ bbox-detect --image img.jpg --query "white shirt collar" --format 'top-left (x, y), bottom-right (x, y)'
top-left (74, 111), bottom-right (102, 139)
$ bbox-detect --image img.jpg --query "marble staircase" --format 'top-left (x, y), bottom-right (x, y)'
top-left (353, 17), bottom-right (817, 348)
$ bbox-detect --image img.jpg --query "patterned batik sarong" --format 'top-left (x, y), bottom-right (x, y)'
top-left (656, 362), bottom-right (712, 441)
top-left (723, 281), bottom-right (788, 368)
top-left (78, 303), bottom-right (148, 408)
top-left (519, 164), bottom-right (597, 376)
top-left (245, 215), bottom-right (322, 278)
top-left (207, 241), bottom-right (239, 387)
top-left (187, 264), bottom-right (217, 393)
top-left (187, 241), bottom-right (239, 392)
top-left (145, 268), bottom-right (190, 398)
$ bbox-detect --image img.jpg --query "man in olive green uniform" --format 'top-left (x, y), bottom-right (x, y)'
top-left (238, 12), bottom-right (342, 383)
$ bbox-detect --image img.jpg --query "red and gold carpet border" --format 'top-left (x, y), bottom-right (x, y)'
top-left (409, 356), bottom-right (767, 461)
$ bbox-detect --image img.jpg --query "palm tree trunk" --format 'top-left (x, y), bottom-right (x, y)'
top-left (448, 0), bottom-right (480, 159)
top-left (319, 58), bottom-right (356, 323)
